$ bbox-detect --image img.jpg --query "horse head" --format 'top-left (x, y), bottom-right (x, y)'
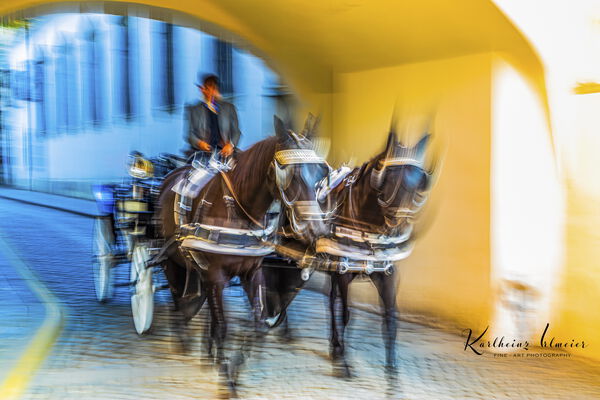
top-left (271, 114), bottom-right (332, 241)
top-left (369, 127), bottom-right (438, 230)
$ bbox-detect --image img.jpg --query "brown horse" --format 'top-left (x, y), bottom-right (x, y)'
top-left (265, 128), bottom-right (437, 378)
top-left (157, 115), bottom-right (330, 392)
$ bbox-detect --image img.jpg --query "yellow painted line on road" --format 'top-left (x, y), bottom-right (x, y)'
top-left (0, 235), bottom-right (65, 400)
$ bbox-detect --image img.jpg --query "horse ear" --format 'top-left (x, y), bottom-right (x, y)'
top-left (274, 116), bottom-right (288, 140)
top-left (301, 113), bottom-right (314, 137)
top-left (307, 114), bottom-right (321, 139)
top-left (414, 133), bottom-right (430, 160)
top-left (384, 129), bottom-right (398, 155)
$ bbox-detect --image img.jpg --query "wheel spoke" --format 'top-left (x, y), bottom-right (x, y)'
top-left (92, 217), bottom-right (115, 302)
top-left (130, 243), bottom-right (154, 335)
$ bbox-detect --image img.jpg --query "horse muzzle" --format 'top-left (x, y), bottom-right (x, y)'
top-left (289, 201), bottom-right (330, 238)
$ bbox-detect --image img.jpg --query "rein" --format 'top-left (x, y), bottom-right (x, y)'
top-left (333, 162), bottom-right (383, 234)
top-left (219, 170), bottom-right (265, 229)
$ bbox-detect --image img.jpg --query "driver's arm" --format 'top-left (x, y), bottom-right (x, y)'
top-left (184, 104), bottom-right (203, 150)
top-left (228, 103), bottom-right (241, 149)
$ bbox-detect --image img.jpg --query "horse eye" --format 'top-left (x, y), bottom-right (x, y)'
top-left (402, 167), bottom-right (425, 190)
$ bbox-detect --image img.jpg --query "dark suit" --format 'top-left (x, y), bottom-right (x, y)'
top-left (184, 99), bottom-right (241, 153)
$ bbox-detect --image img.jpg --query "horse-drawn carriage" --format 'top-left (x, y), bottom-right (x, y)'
top-left (90, 114), bottom-right (438, 393)
top-left (91, 151), bottom-right (186, 334)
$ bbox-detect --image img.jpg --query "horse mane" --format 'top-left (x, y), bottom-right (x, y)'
top-left (332, 150), bottom-right (387, 231)
top-left (229, 136), bottom-right (279, 197)
top-left (354, 150), bottom-right (385, 184)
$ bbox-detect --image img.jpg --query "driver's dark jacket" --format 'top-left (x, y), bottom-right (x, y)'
top-left (184, 99), bottom-right (241, 152)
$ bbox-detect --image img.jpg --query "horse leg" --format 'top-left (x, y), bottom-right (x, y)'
top-left (330, 273), bottom-right (354, 378)
top-left (241, 268), bottom-right (268, 332)
top-left (229, 268), bottom-right (268, 384)
top-left (281, 310), bottom-right (294, 342)
top-left (164, 260), bottom-right (197, 351)
top-left (370, 272), bottom-right (398, 374)
top-left (204, 307), bottom-right (216, 362)
top-left (207, 280), bottom-right (235, 393)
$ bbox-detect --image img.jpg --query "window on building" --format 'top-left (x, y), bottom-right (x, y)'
top-left (215, 39), bottom-right (233, 97)
top-left (164, 22), bottom-right (175, 111)
top-left (85, 25), bottom-right (103, 126)
top-left (117, 16), bottom-right (132, 119)
top-left (153, 21), bottom-right (175, 112)
top-left (55, 40), bottom-right (69, 132)
top-left (34, 58), bottom-right (46, 134)
top-left (13, 66), bottom-right (29, 102)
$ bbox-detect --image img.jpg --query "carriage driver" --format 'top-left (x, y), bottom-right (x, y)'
top-left (184, 74), bottom-right (241, 159)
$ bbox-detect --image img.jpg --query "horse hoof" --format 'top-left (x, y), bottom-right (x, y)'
top-left (256, 321), bottom-right (270, 336)
top-left (173, 333), bottom-right (191, 354)
top-left (332, 359), bottom-right (353, 379)
top-left (216, 363), bottom-right (238, 399)
top-left (385, 361), bottom-right (399, 376)
top-left (281, 329), bottom-right (296, 343)
top-left (329, 345), bottom-right (342, 360)
top-left (217, 382), bottom-right (237, 400)
top-left (204, 340), bottom-right (215, 360)
top-left (226, 382), bottom-right (238, 399)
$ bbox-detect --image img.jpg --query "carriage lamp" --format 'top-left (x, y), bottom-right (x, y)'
top-left (128, 154), bottom-right (154, 179)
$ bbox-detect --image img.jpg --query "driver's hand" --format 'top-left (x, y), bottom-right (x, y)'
top-left (197, 140), bottom-right (211, 152)
top-left (221, 142), bottom-right (234, 157)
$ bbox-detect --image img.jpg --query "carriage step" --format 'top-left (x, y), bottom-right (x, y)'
top-left (115, 280), bottom-right (137, 287)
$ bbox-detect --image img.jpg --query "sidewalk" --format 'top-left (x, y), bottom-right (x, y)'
top-left (0, 245), bottom-right (45, 383)
top-left (0, 233), bottom-right (64, 399)
top-left (0, 187), bottom-right (98, 218)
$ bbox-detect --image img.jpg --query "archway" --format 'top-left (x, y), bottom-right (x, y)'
top-left (0, 0), bottom-right (561, 342)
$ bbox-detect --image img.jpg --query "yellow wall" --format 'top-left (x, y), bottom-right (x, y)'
top-left (550, 92), bottom-right (600, 361)
top-left (551, 183), bottom-right (600, 360)
top-left (332, 53), bottom-right (493, 331)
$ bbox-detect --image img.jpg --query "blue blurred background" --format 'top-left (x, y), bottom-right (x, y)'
top-left (0, 14), bottom-right (295, 198)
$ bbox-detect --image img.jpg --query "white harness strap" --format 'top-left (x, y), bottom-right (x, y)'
top-left (275, 149), bottom-right (324, 165)
top-left (334, 224), bottom-right (413, 244)
top-left (315, 237), bottom-right (414, 262)
top-left (316, 166), bottom-right (352, 203)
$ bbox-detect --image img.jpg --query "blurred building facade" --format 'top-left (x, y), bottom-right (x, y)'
top-left (0, 14), bottom-right (287, 197)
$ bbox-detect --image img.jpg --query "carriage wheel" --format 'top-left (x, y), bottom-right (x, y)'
top-left (130, 242), bottom-right (154, 335)
top-left (92, 216), bottom-right (115, 302)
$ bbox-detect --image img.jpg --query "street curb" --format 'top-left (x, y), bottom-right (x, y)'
top-left (0, 194), bottom-right (97, 218)
top-left (0, 234), bottom-right (66, 400)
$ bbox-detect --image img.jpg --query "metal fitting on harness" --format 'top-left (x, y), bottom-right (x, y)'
top-left (384, 263), bottom-right (394, 276)
top-left (338, 260), bottom-right (349, 274)
top-left (223, 195), bottom-right (237, 221)
top-left (178, 198), bottom-right (192, 212)
top-left (301, 268), bottom-right (312, 281)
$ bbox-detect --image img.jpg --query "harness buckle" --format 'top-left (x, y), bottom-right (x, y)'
top-left (208, 229), bottom-right (220, 243)
top-left (345, 174), bottom-right (357, 186)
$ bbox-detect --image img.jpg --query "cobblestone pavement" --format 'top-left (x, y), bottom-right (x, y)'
top-left (1, 198), bottom-right (600, 399)
top-left (0, 241), bottom-right (46, 386)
